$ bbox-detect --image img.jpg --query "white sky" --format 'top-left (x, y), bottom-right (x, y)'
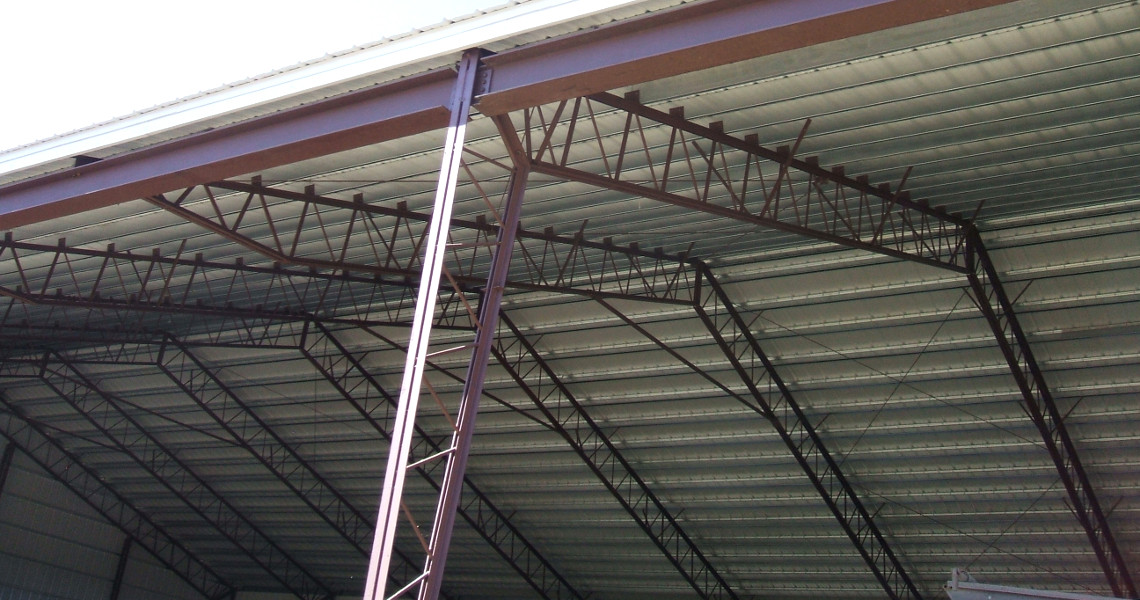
top-left (0, 0), bottom-right (492, 152)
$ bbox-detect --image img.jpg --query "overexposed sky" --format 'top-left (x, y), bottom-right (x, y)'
top-left (0, 0), bottom-right (491, 152)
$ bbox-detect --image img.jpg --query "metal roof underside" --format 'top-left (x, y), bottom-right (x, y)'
top-left (1, 0), bottom-right (1138, 599)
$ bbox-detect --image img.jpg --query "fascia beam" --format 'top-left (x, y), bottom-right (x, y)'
top-left (0, 70), bottom-right (455, 230)
top-left (475, 0), bottom-right (1020, 115)
top-left (0, 0), bottom-right (1022, 232)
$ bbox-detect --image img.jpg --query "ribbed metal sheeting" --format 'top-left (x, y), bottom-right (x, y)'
top-left (0, 0), bottom-right (1138, 599)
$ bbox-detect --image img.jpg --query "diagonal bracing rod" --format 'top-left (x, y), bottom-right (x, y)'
top-left (0, 404), bottom-right (235, 600)
top-left (494, 311), bottom-right (740, 600)
top-left (691, 262), bottom-right (922, 600)
top-left (964, 228), bottom-right (1136, 598)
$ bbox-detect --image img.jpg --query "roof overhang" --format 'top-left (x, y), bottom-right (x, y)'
top-left (0, 0), bottom-right (1019, 231)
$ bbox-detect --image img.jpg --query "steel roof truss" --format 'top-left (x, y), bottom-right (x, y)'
top-left (6, 322), bottom-right (567, 599)
top-left (494, 311), bottom-right (740, 600)
top-left (964, 229), bottom-right (1137, 598)
top-left (300, 321), bottom-right (585, 600)
top-left (514, 92), bottom-right (970, 272)
top-left (692, 262), bottom-right (923, 600)
top-left (151, 337), bottom-right (407, 576)
top-left (203, 179), bottom-right (697, 305)
top-left (0, 236), bottom-right (474, 330)
top-left (0, 404), bottom-right (235, 600)
top-left (32, 352), bottom-right (335, 600)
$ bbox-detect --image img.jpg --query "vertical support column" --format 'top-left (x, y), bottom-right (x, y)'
top-left (109, 536), bottom-right (132, 600)
top-left (363, 48), bottom-right (483, 600)
top-left (0, 442), bottom-right (13, 499)
top-left (418, 156), bottom-right (530, 600)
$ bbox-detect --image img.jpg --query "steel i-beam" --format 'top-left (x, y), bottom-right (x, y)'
top-left (364, 48), bottom-right (482, 600)
top-left (691, 262), bottom-right (923, 600)
top-left (301, 321), bottom-right (584, 600)
top-left (0, 403), bottom-right (235, 600)
top-left (964, 228), bottom-right (1136, 598)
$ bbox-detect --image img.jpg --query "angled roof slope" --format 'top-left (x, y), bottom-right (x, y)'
top-left (1, 1), bottom-right (1137, 599)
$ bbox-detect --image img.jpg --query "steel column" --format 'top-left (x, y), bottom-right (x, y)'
top-left (417, 148), bottom-right (530, 600)
top-left (364, 48), bottom-right (482, 600)
top-left (0, 404), bottom-right (234, 600)
top-left (301, 322), bottom-right (584, 600)
top-left (964, 228), bottom-right (1136, 598)
top-left (109, 536), bottom-right (132, 600)
top-left (0, 441), bottom-right (13, 498)
top-left (691, 261), bottom-right (922, 600)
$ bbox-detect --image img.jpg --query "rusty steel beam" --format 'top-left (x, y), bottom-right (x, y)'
top-left (0, 1), bottom-right (1019, 231)
top-left (0, 70), bottom-right (455, 230)
top-left (494, 311), bottom-right (740, 600)
top-left (476, 0), bottom-right (1019, 115)
top-left (691, 262), bottom-right (923, 600)
top-left (0, 404), bottom-right (235, 600)
top-left (510, 93), bottom-right (968, 271)
top-left (31, 353), bottom-right (335, 600)
top-left (964, 229), bottom-right (1137, 598)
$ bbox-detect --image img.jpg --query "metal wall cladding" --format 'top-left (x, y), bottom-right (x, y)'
top-left (0, 451), bottom-right (201, 600)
